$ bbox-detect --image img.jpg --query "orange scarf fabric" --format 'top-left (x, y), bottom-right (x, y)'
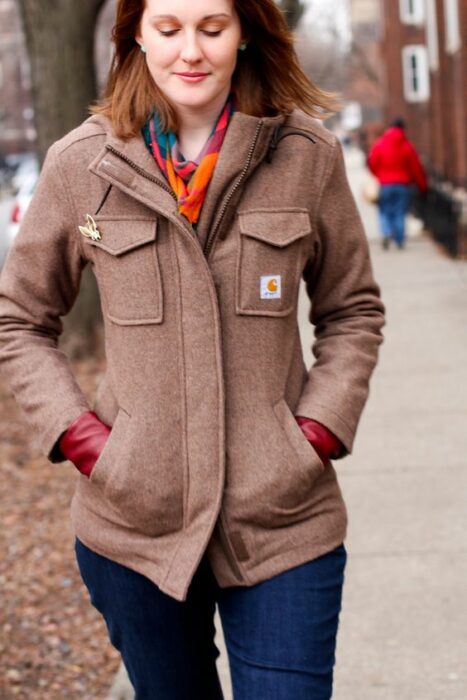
top-left (142, 96), bottom-right (236, 226)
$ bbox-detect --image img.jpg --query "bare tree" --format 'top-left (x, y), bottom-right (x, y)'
top-left (17, 0), bottom-right (109, 357)
top-left (296, 26), bottom-right (347, 93)
top-left (18, 0), bottom-right (107, 164)
top-left (348, 39), bottom-right (382, 86)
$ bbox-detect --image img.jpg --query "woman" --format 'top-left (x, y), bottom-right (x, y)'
top-left (0, 0), bottom-right (385, 698)
top-left (368, 117), bottom-right (427, 250)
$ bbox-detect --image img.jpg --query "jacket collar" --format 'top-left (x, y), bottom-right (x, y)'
top-left (88, 111), bottom-right (287, 245)
top-left (193, 111), bottom-right (286, 250)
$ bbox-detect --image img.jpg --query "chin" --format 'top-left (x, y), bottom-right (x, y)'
top-left (170, 90), bottom-right (220, 110)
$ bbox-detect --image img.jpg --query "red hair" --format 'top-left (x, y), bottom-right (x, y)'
top-left (91, 0), bottom-right (338, 138)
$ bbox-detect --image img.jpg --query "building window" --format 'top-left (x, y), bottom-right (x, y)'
top-left (444, 0), bottom-right (461, 53)
top-left (402, 45), bottom-right (430, 102)
top-left (399, 0), bottom-right (425, 25)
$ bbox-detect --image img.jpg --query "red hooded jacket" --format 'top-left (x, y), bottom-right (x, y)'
top-left (368, 127), bottom-right (427, 192)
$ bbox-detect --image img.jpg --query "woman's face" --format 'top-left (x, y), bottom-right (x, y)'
top-left (136, 0), bottom-right (243, 117)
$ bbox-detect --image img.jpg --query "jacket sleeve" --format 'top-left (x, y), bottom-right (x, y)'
top-left (295, 138), bottom-right (385, 455)
top-left (367, 142), bottom-right (380, 178)
top-left (406, 144), bottom-right (428, 192)
top-left (0, 143), bottom-right (91, 462)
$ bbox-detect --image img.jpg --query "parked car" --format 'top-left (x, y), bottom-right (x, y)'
top-left (6, 171), bottom-right (38, 244)
top-left (0, 155), bottom-right (16, 194)
top-left (7, 153), bottom-right (39, 193)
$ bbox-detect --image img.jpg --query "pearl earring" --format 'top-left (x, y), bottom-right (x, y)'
top-left (140, 44), bottom-right (147, 53)
top-left (239, 42), bottom-right (248, 52)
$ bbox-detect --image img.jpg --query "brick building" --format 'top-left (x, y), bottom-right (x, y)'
top-left (380, 0), bottom-right (466, 188)
top-left (379, 0), bottom-right (466, 255)
top-left (347, 0), bottom-right (385, 125)
top-left (343, 0), bottom-right (386, 152)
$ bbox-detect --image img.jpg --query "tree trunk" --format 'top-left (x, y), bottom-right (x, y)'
top-left (18, 0), bottom-right (107, 163)
top-left (18, 0), bottom-right (108, 359)
top-left (279, 0), bottom-right (305, 30)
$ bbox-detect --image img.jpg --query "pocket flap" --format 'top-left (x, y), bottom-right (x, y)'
top-left (238, 209), bottom-right (311, 247)
top-left (85, 217), bottom-right (157, 256)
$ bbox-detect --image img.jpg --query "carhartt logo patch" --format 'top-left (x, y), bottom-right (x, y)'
top-left (260, 275), bottom-right (281, 299)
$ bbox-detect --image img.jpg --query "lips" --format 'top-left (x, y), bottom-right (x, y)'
top-left (175, 72), bottom-right (209, 78)
top-left (174, 72), bottom-right (210, 84)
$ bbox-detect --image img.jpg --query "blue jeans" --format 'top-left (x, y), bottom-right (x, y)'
top-left (378, 183), bottom-right (412, 245)
top-left (75, 539), bottom-right (347, 700)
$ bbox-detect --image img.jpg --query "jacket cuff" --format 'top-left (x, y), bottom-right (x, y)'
top-left (295, 416), bottom-right (344, 460)
top-left (294, 399), bottom-right (353, 455)
top-left (44, 404), bottom-right (91, 464)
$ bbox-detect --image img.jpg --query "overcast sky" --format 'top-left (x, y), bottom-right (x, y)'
top-left (301, 0), bottom-right (351, 45)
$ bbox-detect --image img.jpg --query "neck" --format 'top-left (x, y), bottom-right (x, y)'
top-left (175, 87), bottom-right (230, 162)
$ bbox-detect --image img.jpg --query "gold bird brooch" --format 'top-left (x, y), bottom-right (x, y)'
top-left (79, 214), bottom-right (102, 241)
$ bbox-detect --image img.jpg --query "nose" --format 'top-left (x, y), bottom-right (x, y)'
top-left (180, 31), bottom-right (203, 65)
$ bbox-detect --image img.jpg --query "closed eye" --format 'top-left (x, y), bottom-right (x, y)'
top-left (157, 29), bottom-right (223, 38)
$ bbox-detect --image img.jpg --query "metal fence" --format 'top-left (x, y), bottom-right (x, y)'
top-left (411, 184), bottom-right (466, 259)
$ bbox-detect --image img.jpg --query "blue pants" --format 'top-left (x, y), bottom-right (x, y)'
top-left (378, 183), bottom-right (412, 245)
top-left (75, 538), bottom-right (347, 700)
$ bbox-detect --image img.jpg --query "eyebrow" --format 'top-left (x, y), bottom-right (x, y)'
top-left (150, 13), bottom-right (231, 20)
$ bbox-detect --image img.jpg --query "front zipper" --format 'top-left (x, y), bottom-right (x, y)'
top-left (104, 144), bottom-right (199, 241)
top-left (105, 144), bottom-right (177, 202)
top-left (203, 120), bottom-right (264, 259)
top-left (106, 122), bottom-right (264, 258)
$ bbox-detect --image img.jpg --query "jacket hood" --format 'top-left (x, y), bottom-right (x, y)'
top-left (383, 126), bottom-right (407, 145)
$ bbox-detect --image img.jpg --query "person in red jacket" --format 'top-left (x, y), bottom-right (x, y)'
top-left (368, 118), bottom-right (427, 249)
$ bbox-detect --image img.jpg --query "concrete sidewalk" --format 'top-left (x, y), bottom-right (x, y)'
top-left (108, 150), bottom-right (467, 699)
top-left (331, 149), bottom-right (467, 699)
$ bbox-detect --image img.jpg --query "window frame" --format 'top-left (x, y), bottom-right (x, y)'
top-left (399, 0), bottom-right (426, 25)
top-left (402, 44), bottom-right (430, 102)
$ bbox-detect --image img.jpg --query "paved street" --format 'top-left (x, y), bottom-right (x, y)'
top-left (330, 150), bottom-right (467, 699)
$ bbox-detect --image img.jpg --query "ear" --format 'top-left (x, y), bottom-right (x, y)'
top-left (135, 19), bottom-right (143, 46)
top-left (135, 36), bottom-right (146, 53)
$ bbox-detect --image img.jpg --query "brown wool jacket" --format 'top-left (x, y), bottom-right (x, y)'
top-left (0, 110), bottom-right (385, 601)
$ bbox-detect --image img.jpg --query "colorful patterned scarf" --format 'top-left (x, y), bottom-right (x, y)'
top-left (142, 96), bottom-right (236, 226)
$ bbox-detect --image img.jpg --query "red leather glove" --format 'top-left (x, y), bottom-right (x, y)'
top-left (295, 416), bottom-right (343, 463)
top-left (59, 411), bottom-right (111, 478)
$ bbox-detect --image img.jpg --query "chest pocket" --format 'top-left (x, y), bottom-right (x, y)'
top-left (236, 209), bottom-right (311, 317)
top-left (84, 216), bottom-right (163, 325)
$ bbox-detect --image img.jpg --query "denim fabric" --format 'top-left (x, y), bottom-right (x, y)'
top-left (378, 183), bottom-right (413, 245)
top-left (75, 539), bottom-right (347, 700)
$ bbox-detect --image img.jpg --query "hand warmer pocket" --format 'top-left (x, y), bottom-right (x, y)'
top-left (89, 407), bottom-right (131, 487)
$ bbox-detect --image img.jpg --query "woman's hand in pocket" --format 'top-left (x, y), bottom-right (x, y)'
top-left (58, 411), bottom-right (111, 478)
top-left (294, 416), bottom-right (343, 464)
